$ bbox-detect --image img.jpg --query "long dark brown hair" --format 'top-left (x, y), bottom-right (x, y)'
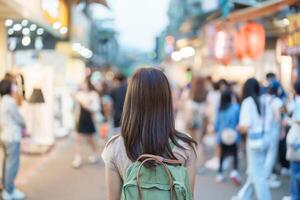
top-left (121, 68), bottom-right (196, 162)
top-left (242, 78), bottom-right (261, 115)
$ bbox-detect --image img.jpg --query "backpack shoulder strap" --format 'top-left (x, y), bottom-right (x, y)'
top-left (136, 154), bottom-right (178, 200)
top-left (137, 154), bottom-right (183, 165)
top-left (105, 134), bottom-right (120, 147)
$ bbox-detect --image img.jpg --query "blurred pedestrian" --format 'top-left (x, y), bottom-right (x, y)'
top-left (179, 76), bottom-right (207, 167)
top-left (264, 81), bottom-right (284, 188)
top-left (214, 90), bottom-right (241, 185)
top-left (206, 80), bottom-right (221, 133)
top-left (0, 78), bottom-right (26, 200)
top-left (109, 72), bottom-right (127, 132)
top-left (219, 79), bottom-right (230, 92)
top-left (72, 78), bottom-right (101, 168)
top-left (205, 80), bottom-right (222, 171)
top-left (102, 68), bottom-right (197, 200)
top-left (233, 78), bottom-right (271, 200)
top-left (266, 72), bottom-right (287, 101)
top-left (284, 80), bottom-right (300, 200)
top-left (267, 72), bottom-right (291, 176)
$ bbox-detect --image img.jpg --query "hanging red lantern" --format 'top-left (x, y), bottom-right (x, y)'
top-left (244, 22), bottom-right (265, 59)
top-left (234, 22), bottom-right (266, 59)
top-left (234, 29), bottom-right (247, 59)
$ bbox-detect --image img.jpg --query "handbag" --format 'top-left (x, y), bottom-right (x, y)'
top-left (248, 99), bottom-right (268, 151)
top-left (221, 128), bottom-right (238, 145)
top-left (286, 123), bottom-right (300, 161)
top-left (248, 132), bottom-right (267, 150)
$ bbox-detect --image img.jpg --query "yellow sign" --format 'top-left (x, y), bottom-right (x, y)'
top-left (287, 14), bottom-right (300, 48)
top-left (42, 0), bottom-right (69, 30)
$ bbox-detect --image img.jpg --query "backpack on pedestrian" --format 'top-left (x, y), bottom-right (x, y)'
top-left (121, 154), bottom-right (193, 200)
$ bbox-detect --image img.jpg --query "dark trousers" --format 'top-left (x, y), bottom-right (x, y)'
top-left (219, 143), bottom-right (238, 173)
top-left (279, 128), bottom-right (290, 169)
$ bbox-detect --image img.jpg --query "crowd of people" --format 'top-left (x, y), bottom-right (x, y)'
top-left (0, 68), bottom-right (300, 200)
top-left (172, 71), bottom-right (300, 200)
top-left (96, 68), bottom-right (300, 200)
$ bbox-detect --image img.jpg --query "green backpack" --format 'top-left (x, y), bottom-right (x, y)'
top-left (121, 154), bottom-right (193, 200)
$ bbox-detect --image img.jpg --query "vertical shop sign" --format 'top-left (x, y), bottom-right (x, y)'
top-left (287, 14), bottom-right (300, 55)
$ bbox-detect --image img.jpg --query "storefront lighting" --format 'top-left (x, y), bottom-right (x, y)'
top-left (72, 43), bottom-right (92, 58)
top-left (215, 31), bottom-right (226, 59)
top-left (30, 24), bottom-right (37, 31)
top-left (72, 43), bottom-right (81, 52)
top-left (280, 56), bottom-right (292, 90)
top-left (35, 37), bottom-right (43, 50)
top-left (22, 28), bottom-right (30, 35)
top-left (22, 36), bottom-right (31, 46)
top-left (59, 27), bottom-right (68, 35)
top-left (13, 24), bottom-right (22, 31)
top-left (7, 28), bottom-right (14, 35)
top-left (37, 28), bottom-right (44, 35)
top-left (179, 46), bottom-right (195, 58)
top-left (8, 38), bottom-right (17, 51)
top-left (80, 47), bottom-right (90, 58)
top-left (283, 18), bottom-right (290, 26)
top-left (85, 50), bottom-right (93, 59)
top-left (21, 19), bottom-right (29, 26)
top-left (53, 22), bottom-right (61, 29)
top-left (5, 19), bottom-right (13, 27)
top-left (87, 52), bottom-right (93, 59)
top-left (171, 51), bottom-right (182, 61)
top-left (176, 39), bottom-right (188, 49)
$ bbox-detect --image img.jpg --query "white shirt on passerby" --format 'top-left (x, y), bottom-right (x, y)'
top-left (260, 94), bottom-right (283, 129)
top-left (76, 91), bottom-right (101, 113)
top-left (0, 95), bottom-right (25, 142)
top-left (239, 96), bottom-right (271, 134)
top-left (76, 90), bottom-right (103, 123)
top-left (265, 94), bottom-right (283, 123)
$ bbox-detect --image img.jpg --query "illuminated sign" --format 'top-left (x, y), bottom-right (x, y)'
top-left (42, 0), bottom-right (69, 34)
top-left (286, 14), bottom-right (300, 55)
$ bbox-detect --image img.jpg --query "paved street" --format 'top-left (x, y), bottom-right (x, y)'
top-left (16, 137), bottom-right (106, 200)
top-left (12, 136), bottom-right (290, 200)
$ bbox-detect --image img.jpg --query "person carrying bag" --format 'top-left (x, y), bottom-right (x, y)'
top-left (247, 96), bottom-right (269, 151)
top-left (286, 119), bottom-right (300, 161)
top-left (121, 154), bottom-right (192, 200)
top-left (284, 80), bottom-right (300, 200)
top-left (101, 68), bottom-right (197, 200)
top-left (286, 92), bottom-right (300, 161)
top-left (233, 78), bottom-right (271, 200)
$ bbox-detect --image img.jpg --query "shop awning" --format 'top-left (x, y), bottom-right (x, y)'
top-left (228, 0), bottom-right (299, 22)
top-left (0, 0), bottom-right (70, 39)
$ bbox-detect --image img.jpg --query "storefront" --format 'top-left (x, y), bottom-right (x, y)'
top-left (0, 0), bottom-right (75, 153)
top-left (167, 0), bottom-right (300, 89)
